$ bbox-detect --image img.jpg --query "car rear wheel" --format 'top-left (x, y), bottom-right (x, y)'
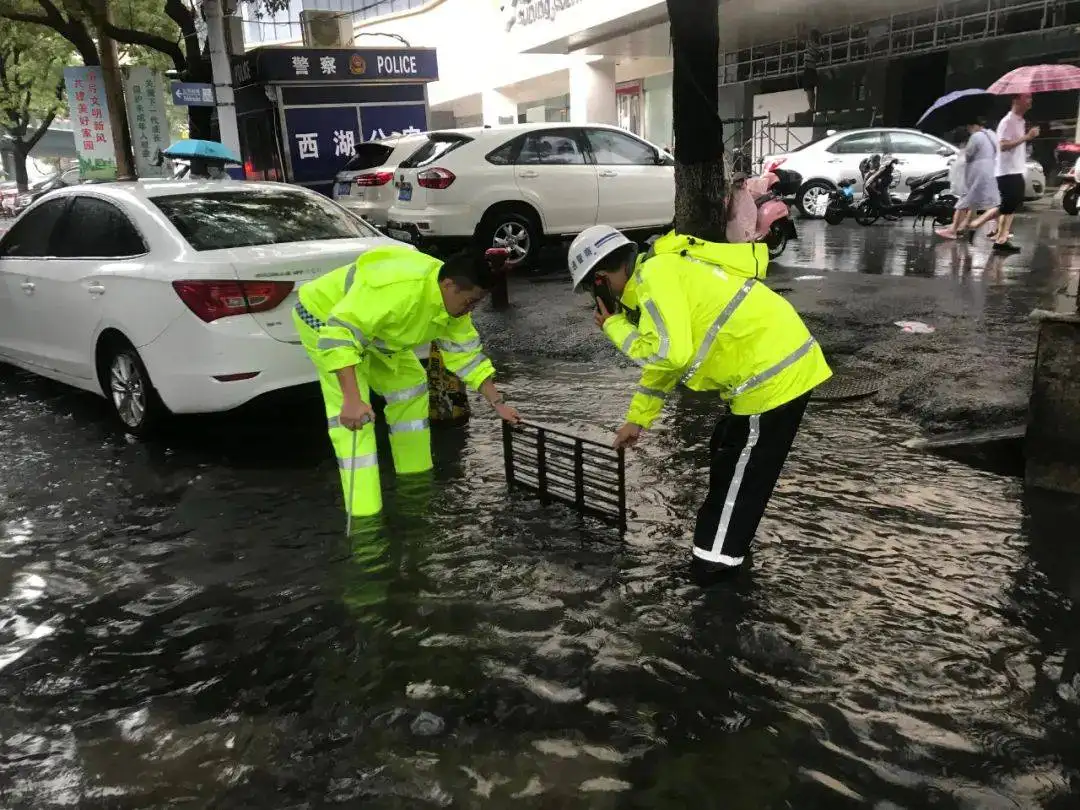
top-left (797, 180), bottom-right (835, 218)
top-left (102, 341), bottom-right (168, 437)
top-left (480, 210), bottom-right (540, 269)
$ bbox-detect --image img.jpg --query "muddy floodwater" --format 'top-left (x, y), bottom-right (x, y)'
top-left (2, 353), bottom-right (1078, 809)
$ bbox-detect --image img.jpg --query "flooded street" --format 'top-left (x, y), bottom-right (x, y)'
top-left (3, 340), bottom-right (1079, 807)
top-left (3, 211), bottom-right (1080, 807)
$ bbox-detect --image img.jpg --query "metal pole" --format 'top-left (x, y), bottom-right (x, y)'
top-left (345, 429), bottom-right (358, 536)
top-left (202, 0), bottom-right (242, 158)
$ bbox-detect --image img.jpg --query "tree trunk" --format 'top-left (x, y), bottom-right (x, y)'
top-left (667, 0), bottom-right (726, 241)
top-left (12, 141), bottom-right (29, 191)
top-left (188, 105), bottom-right (213, 139)
top-left (90, 2), bottom-right (136, 180)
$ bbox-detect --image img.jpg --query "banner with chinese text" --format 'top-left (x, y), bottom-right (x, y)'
top-left (123, 67), bottom-right (170, 178)
top-left (63, 66), bottom-right (117, 180)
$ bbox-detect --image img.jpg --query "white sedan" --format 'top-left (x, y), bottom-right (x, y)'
top-left (0, 180), bottom-right (402, 436)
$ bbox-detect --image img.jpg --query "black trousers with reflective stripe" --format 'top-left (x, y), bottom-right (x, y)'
top-left (692, 393), bottom-right (810, 567)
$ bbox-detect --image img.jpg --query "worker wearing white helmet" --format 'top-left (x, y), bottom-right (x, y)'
top-left (568, 225), bottom-right (832, 584)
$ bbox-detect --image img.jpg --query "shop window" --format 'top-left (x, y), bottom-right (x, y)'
top-left (517, 131), bottom-right (585, 165)
top-left (585, 128), bottom-right (657, 165)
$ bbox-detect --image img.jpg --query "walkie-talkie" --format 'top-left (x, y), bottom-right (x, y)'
top-left (593, 275), bottom-right (618, 315)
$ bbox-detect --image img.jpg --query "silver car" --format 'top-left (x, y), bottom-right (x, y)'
top-left (766, 127), bottom-right (1046, 218)
top-left (332, 134), bottom-right (427, 228)
top-left (763, 128), bottom-right (959, 217)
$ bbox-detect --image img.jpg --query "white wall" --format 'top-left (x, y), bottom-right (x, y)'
top-left (752, 89), bottom-right (814, 157)
top-left (348, 0), bottom-right (592, 108)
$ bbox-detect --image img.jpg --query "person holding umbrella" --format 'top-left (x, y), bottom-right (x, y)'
top-left (965, 94), bottom-right (1039, 252)
top-left (936, 118), bottom-right (1000, 241)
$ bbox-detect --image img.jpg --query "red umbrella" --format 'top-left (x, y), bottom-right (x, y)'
top-left (989, 64), bottom-right (1080, 95)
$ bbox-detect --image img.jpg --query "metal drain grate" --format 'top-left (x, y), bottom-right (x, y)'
top-left (503, 421), bottom-right (627, 532)
top-left (811, 369), bottom-right (886, 402)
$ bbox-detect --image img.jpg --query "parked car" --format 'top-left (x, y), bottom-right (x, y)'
top-left (765, 128), bottom-right (1045, 217)
top-left (332, 133), bottom-right (427, 227)
top-left (11, 168), bottom-right (84, 215)
top-left (385, 123), bottom-right (675, 267)
top-left (0, 180), bottom-right (401, 436)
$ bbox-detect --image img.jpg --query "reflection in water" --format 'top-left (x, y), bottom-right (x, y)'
top-left (1, 356), bottom-right (1079, 806)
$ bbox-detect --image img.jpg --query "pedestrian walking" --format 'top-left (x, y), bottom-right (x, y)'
top-left (936, 119), bottom-right (1000, 240)
top-left (294, 246), bottom-right (520, 522)
top-left (967, 94), bottom-right (1039, 252)
top-left (568, 227), bottom-right (832, 584)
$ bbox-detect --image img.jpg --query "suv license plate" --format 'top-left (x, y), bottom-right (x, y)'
top-left (398, 183), bottom-right (413, 202)
top-left (335, 182), bottom-right (351, 197)
top-left (387, 228), bottom-right (413, 243)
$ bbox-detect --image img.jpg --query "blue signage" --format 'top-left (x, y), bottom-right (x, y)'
top-left (246, 47), bottom-right (439, 83)
top-left (358, 104), bottom-right (428, 144)
top-left (284, 105), bottom-right (363, 185)
top-left (171, 82), bottom-right (215, 106)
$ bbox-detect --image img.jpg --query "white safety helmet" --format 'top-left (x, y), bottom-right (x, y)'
top-left (568, 225), bottom-right (637, 291)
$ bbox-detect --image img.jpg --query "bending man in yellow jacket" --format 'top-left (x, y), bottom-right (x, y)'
top-left (569, 227), bottom-right (831, 580)
top-left (294, 245), bottom-right (520, 519)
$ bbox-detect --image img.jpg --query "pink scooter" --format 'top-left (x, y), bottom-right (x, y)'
top-left (726, 170), bottom-right (798, 259)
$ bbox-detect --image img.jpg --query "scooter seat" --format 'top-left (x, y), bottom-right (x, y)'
top-left (905, 170), bottom-right (947, 188)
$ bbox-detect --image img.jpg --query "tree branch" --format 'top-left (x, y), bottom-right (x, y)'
top-left (25, 105), bottom-right (58, 151)
top-left (166, 0), bottom-right (204, 80)
top-left (103, 22), bottom-right (185, 73)
top-left (0, 8), bottom-right (54, 27)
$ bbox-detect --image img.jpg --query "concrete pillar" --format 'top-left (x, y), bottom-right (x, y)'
top-left (1025, 309), bottom-right (1080, 495)
top-left (569, 59), bottom-right (617, 125)
top-left (482, 90), bottom-right (518, 127)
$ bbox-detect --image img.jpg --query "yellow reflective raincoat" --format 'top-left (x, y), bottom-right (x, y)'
top-left (602, 233), bottom-right (831, 428)
top-left (293, 245), bottom-right (495, 517)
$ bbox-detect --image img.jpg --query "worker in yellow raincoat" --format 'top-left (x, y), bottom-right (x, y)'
top-left (568, 226), bottom-right (832, 583)
top-left (294, 246), bottom-right (520, 519)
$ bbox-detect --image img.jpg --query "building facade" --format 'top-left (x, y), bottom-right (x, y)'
top-left (242, 0), bottom-right (1080, 161)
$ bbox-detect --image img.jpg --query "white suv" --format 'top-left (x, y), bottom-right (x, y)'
top-left (385, 123), bottom-right (675, 267)
top-left (332, 133), bottom-right (427, 227)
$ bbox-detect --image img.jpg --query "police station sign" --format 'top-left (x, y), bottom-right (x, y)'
top-left (244, 47), bottom-right (439, 83)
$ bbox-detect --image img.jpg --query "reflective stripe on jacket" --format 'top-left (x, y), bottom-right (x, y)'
top-left (602, 243), bottom-right (831, 427)
top-left (297, 245), bottom-right (496, 390)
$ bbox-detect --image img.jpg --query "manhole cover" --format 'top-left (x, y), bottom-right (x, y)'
top-left (811, 370), bottom-right (885, 402)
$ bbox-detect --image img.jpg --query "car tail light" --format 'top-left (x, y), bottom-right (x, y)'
top-left (764, 157), bottom-right (787, 173)
top-left (417, 167), bottom-right (455, 190)
top-left (355, 171), bottom-right (393, 187)
top-left (172, 280), bottom-right (294, 323)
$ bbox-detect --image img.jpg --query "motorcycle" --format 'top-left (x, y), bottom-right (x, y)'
top-left (727, 170), bottom-right (798, 259)
top-left (822, 177), bottom-right (858, 225)
top-left (1061, 165), bottom-right (1079, 215)
top-left (853, 154), bottom-right (955, 227)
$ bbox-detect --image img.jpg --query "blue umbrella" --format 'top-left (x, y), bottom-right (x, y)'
top-left (916, 89), bottom-right (996, 132)
top-left (161, 139), bottom-right (241, 164)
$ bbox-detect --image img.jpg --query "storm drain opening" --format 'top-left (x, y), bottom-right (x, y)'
top-left (811, 369), bottom-right (886, 402)
top-left (503, 421), bottom-right (627, 533)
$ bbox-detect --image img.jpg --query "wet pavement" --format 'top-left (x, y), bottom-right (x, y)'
top-left (3, 210), bottom-right (1080, 807)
